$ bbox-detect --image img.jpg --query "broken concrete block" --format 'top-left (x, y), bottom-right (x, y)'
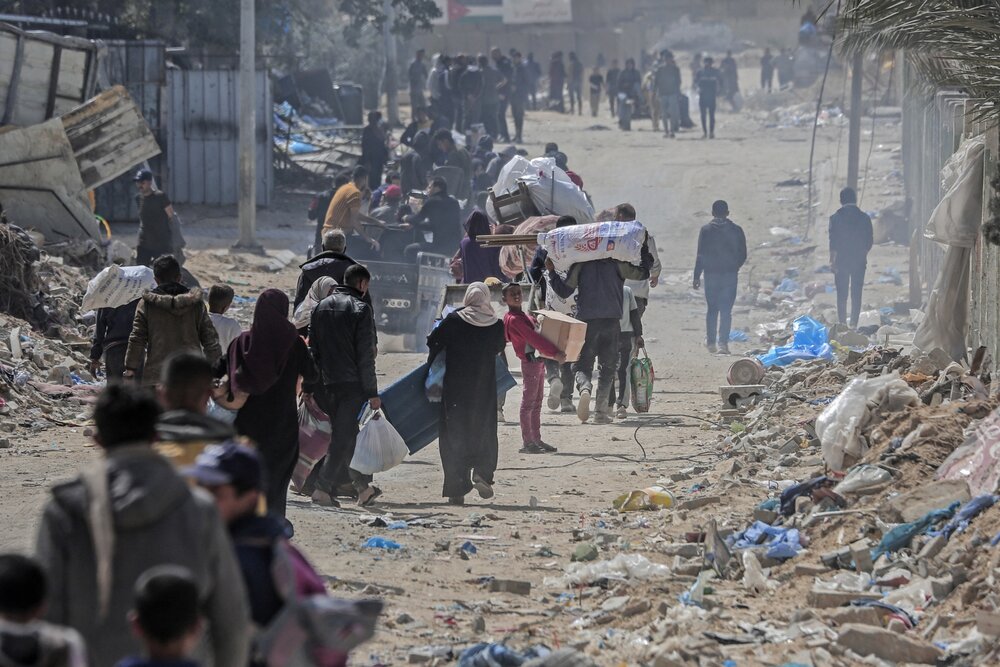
top-left (623, 599), bottom-right (652, 617)
top-left (676, 495), bottom-right (721, 511)
top-left (823, 606), bottom-right (883, 627)
top-left (917, 534), bottom-right (947, 562)
top-left (977, 610), bottom-right (1000, 636)
top-left (807, 588), bottom-right (883, 608)
top-left (836, 623), bottom-right (943, 664)
top-left (879, 480), bottom-right (970, 523)
top-left (753, 508), bottom-right (779, 524)
top-left (794, 563), bottom-right (830, 578)
top-left (850, 539), bottom-right (873, 573)
top-left (601, 595), bottom-right (631, 612)
top-left (489, 579), bottom-right (531, 596)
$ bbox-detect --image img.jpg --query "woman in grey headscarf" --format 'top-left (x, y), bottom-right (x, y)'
top-left (426, 282), bottom-right (506, 505)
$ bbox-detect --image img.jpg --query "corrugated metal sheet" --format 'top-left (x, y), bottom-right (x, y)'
top-left (0, 23), bottom-right (97, 127)
top-left (94, 40), bottom-right (166, 222)
top-left (166, 69), bottom-right (272, 206)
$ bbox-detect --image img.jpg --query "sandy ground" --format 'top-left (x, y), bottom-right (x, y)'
top-left (1, 67), bottom-right (911, 665)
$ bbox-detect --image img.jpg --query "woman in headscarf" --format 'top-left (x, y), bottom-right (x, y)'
top-left (225, 288), bottom-right (317, 519)
top-left (458, 211), bottom-right (505, 284)
top-left (426, 282), bottom-right (506, 505)
top-left (291, 276), bottom-right (337, 337)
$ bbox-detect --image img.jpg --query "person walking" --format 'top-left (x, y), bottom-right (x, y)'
top-left (694, 56), bottom-right (723, 138)
top-left (588, 67), bottom-right (604, 117)
top-left (760, 48), bottom-right (775, 92)
top-left (614, 203), bottom-right (661, 322)
top-left (90, 297), bottom-right (142, 383)
top-left (720, 50), bottom-right (740, 110)
top-left (546, 251), bottom-right (649, 425)
top-left (527, 216), bottom-right (579, 414)
top-left (568, 52), bottom-right (583, 115)
top-left (526, 52), bottom-right (541, 110)
top-left (360, 111), bottom-right (390, 190)
top-left (155, 352), bottom-right (235, 462)
top-left (35, 385), bottom-right (249, 667)
top-left (433, 129), bottom-right (473, 200)
top-left (207, 284), bottom-right (242, 354)
top-left (776, 48), bottom-right (794, 90)
top-left (309, 265), bottom-right (382, 508)
top-left (133, 170), bottom-right (181, 267)
top-left (426, 283), bottom-right (506, 505)
top-left (609, 284), bottom-right (643, 419)
top-left (501, 283), bottom-right (564, 455)
top-left (693, 200), bottom-right (747, 355)
top-left (124, 255), bottom-right (221, 386)
top-left (829, 187), bottom-right (874, 328)
top-left (653, 51), bottom-right (682, 138)
top-left (478, 55), bottom-right (501, 138)
top-left (605, 60), bottom-right (620, 117)
top-left (308, 173), bottom-right (350, 257)
top-left (548, 52), bottom-right (566, 113)
top-left (223, 289), bottom-right (317, 520)
top-left (113, 566), bottom-right (203, 667)
top-left (294, 229), bottom-right (371, 310)
top-left (491, 47), bottom-right (514, 142)
top-left (509, 51), bottom-right (530, 143)
top-left (409, 49), bottom-right (429, 110)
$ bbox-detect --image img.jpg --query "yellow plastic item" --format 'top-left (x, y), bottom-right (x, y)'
top-left (612, 485), bottom-right (675, 511)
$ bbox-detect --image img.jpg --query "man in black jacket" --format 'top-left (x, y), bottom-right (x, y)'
top-left (547, 253), bottom-right (648, 425)
top-left (694, 200), bottom-right (747, 355)
top-left (309, 265), bottom-right (382, 507)
top-left (293, 230), bottom-right (372, 311)
top-left (403, 177), bottom-right (462, 261)
top-left (829, 187), bottom-right (874, 328)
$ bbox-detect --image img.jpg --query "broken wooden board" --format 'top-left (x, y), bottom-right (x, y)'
top-left (61, 85), bottom-right (162, 190)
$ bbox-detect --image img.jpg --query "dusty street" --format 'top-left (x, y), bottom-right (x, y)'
top-left (1, 68), bottom-right (913, 666)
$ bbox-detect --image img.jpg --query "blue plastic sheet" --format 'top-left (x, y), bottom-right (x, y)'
top-left (363, 536), bottom-right (402, 550)
top-left (726, 521), bottom-right (802, 560)
top-left (931, 495), bottom-right (996, 539)
top-left (458, 643), bottom-right (547, 667)
top-left (871, 502), bottom-right (961, 561)
top-left (729, 329), bottom-right (749, 342)
top-left (758, 316), bottom-right (833, 367)
top-left (425, 352), bottom-right (446, 402)
top-left (775, 278), bottom-right (799, 293)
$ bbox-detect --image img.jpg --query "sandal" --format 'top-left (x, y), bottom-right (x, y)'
top-left (357, 486), bottom-right (383, 507)
top-left (519, 442), bottom-right (545, 454)
top-left (472, 475), bottom-right (494, 499)
top-left (536, 441), bottom-right (558, 453)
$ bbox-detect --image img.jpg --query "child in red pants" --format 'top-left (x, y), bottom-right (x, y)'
top-left (502, 283), bottom-right (566, 454)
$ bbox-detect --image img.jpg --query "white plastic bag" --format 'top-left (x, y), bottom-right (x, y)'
top-left (815, 372), bottom-right (919, 471)
top-left (543, 553), bottom-right (671, 588)
top-left (350, 409), bottom-right (408, 475)
top-left (538, 221), bottom-right (647, 271)
top-left (82, 265), bottom-right (155, 311)
top-left (488, 156), bottom-right (594, 225)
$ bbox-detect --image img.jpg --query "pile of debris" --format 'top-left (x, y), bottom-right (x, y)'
top-left (445, 339), bottom-right (1000, 666)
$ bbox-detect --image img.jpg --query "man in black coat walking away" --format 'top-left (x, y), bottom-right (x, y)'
top-left (694, 200), bottom-right (747, 355)
top-left (309, 265), bottom-right (383, 508)
top-left (829, 187), bottom-right (874, 328)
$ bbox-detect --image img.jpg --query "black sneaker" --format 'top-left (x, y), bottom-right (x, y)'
top-left (536, 440), bottom-right (558, 453)
top-left (519, 442), bottom-right (546, 454)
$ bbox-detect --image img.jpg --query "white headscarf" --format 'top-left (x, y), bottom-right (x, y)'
top-left (292, 276), bottom-right (337, 329)
top-left (456, 281), bottom-right (499, 327)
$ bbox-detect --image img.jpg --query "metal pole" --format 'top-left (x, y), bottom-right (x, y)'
top-left (383, 0), bottom-right (399, 125)
top-left (234, 0), bottom-right (262, 253)
top-left (846, 51), bottom-right (864, 192)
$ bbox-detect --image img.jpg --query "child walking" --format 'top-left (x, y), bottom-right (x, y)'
top-left (502, 284), bottom-right (566, 454)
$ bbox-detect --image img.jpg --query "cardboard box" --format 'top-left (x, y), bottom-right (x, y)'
top-left (533, 310), bottom-right (587, 362)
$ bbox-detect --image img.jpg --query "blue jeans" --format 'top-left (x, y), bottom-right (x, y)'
top-left (704, 272), bottom-right (738, 346)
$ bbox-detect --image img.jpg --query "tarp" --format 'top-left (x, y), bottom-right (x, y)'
top-left (488, 156), bottom-right (594, 226)
top-left (924, 136), bottom-right (985, 248)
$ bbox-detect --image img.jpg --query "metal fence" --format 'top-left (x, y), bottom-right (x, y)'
top-left (165, 69), bottom-right (272, 207)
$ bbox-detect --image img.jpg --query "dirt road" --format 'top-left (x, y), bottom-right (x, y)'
top-left (1, 73), bottom-right (910, 665)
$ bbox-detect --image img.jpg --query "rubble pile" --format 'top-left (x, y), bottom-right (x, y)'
top-left (403, 345), bottom-right (1000, 666)
top-left (0, 230), bottom-right (104, 441)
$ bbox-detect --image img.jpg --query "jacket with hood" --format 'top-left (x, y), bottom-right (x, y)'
top-left (35, 445), bottom-right (250, 667)
top-left (694, 218), bottom-right (747, 279)
top-left (293, 252), bottom-right (366, 310)
top-left (124, 284), bottom-right (221, 386)
top-left (309, 286), bottom-right (378, 398)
